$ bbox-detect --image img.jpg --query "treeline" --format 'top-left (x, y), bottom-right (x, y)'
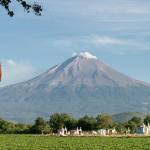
top-left (1, 113), bottom-right (150, 134)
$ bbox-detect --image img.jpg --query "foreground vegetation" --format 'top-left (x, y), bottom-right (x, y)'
top-left (0, 135), bottom-right (150, 150)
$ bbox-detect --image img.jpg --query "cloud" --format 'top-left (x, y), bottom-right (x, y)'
top-left (93, 4), bottom-right (150, 15)
top-left (0, 59), bottom-right (41, 87)
top-left (84, 35), bottom-right (127, 45)
top-left (43, 33), bottom-right (150, 56)
top-left (83, 35), bottom-right (150, 54)
top-left (42, 0), bottom-right (150, 23)
top-left (45, 0), bottom-right (150, 14)
top-left (48, 35), bottom-right (128, 47)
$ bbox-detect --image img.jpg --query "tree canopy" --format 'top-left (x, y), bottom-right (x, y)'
top-left (78, 115), bottom-right (97, 131)
top-left (49, 113), bottom-right (77, 133)
top-left (144, 115), bottom-right (150, 126)
top-left (126, 116), bottom-right (142, 133)
top-left (0, 0), bottom-right (42, 17)
top-left (0, 113), bottom-right (149, 134)
top-left (30, 117), bottom-right (51, 134)
top-left (96, 113), bottom-right (113, 129)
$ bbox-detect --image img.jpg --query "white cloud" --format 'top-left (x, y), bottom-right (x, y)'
top-left (93, 4), bottom-right (150, 15)
top-left (48, 35), bottom-right (128, 47)
top-left (84, 35), bottom-right (127, 45)
top-left (0, 59), bottom-right (41, 87)
top-left (44, 34), bottom-right (150, 56)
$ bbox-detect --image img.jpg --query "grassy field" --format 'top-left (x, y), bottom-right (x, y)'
top-left (0, 135), bottom-right (150, 150)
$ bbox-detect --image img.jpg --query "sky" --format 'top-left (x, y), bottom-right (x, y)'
top-left (0, 0), bottom-right (150, 86)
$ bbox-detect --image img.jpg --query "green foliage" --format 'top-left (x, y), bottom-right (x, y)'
top-left (0, 113), bottom-right (146, 134)
top-left (0, 0), bottom-right (42, 17)
top-left (113, 123), bottom-right (127, 134)
top-left (0, 118), bottom-right (30, 134)
top-left (144, 115), bottom-right (150, 125)
top-left (14, 123), bottom-right (31, 134)
top-left (77, 115), bottom-right (97, 131)
top-left (49, 113), bottom-right (77, 132)
top-left (30, 117), bottom-right (51, 134)
top-left (96, 113), bottom-right (113, 129)
top-left (0, 118), bottom-right (14, 133)
top-left (129, 117), bottom-right (142, 125)
top-left (126, 116), bottom-right (142, 133)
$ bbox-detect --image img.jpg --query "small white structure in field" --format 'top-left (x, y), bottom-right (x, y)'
top-left (58, 127), bottom-right (68, 136)
top-left (70, 127), bottom-right (83, 136)
top-left (97, 129), bottom-right (107, 136)
top-left (92, 131), bottom-right (97, 136)
top-left (107, 129), bottom-right (117, 135)
top-left (97, 128), bottom-right (117, 136)
top-left (136, 123), bottom-right (150, 135)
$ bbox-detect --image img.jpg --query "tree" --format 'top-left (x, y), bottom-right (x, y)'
top-left (96, 113), bottom-right (113, 129)
top-left (144, 115), bottom-right (150, 126)
top-left (49, 113), bottom-right (77, 133)
top-left (0, 118), bottom-right (15, 133)
top-left (14, 123), bottom-right (31, 134)
top-left (30, 117), bottom-right (50, 134)
top-left (0, 0), bottom-right (42, 17)
top-left (0, 118), bottom-right (9, 133)
top-left (129, 117), bottom-right (142, 125)
top-left (113, 123), bottom-right (127, 134)
top-left (126, 116), bottom-right (142, 133)
top-left (0, 118), bottom-right (31, 134)
top-left (77, 115), bottom-right (97, 131)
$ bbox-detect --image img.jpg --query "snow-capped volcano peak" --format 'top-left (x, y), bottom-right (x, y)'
top-left (79, 52), bottom-right (97, 59)
top-left (0, 52), bottom-right (150, 123)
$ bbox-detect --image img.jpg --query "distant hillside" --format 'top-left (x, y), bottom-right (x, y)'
top-left (0, 52), bottom-right (150, 123)
top-left (112, 112), bottom-right (146, 123)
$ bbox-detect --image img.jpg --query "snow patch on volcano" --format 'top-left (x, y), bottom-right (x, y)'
top-left (79, 52), bottom-right (97, 59)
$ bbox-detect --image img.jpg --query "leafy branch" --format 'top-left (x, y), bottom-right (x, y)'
top-left (0, 0), bottom-right (42, 17)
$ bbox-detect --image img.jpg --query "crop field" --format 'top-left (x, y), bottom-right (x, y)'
top-left (0, 135), bottom-right (150, 150)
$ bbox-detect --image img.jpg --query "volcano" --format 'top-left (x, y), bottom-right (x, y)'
top-left (0, 52), bottom-right (150, 123)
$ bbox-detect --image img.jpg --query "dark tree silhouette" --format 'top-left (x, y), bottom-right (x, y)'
top-left (0, 0), bottom-right (42, 17)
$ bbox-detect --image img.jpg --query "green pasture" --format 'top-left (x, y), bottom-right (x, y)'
top-left (0, 135), bottom-right (150, 150)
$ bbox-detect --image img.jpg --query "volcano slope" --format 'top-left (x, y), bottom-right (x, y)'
top-left (0, 52), bottom-right (150, 123)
